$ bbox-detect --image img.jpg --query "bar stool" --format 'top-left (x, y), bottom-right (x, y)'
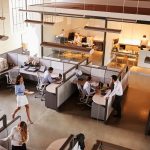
top-left (116, 56), bottom-right (124, 64)
top-left (128, 57), bottom-right (137, 66)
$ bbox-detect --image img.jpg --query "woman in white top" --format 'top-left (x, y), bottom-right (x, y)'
top-left (12, 75), bottom-right (33, 124)
top-left (1, 121), bottom-right (28, 150)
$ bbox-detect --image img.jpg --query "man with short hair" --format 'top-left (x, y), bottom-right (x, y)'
top-left (42, 67), bottom-right (55, 85)
top-left (83, 76), bottom-right (95, 95)
top-left (108, 75), bottom-right (123, 118)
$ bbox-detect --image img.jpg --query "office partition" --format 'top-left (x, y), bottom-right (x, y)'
top-left (39, 58), bottom-right (51, 68)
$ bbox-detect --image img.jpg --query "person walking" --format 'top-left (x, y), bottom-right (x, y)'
top-left (1, 121), bottom-right (28, 150)
top-left (107, 75), bottom-right (123, 118)
top-left (12, 75), bottom-right (33, 124)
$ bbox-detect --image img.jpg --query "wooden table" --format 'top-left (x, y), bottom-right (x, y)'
top-left (46, 138), bottom-right (67, 150)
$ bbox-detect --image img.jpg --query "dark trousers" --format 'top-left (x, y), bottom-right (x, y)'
top-left (141, 45), bottom-right (146, 50)
top-left (112, 95), bottom-right (122, 117)
top-left (12, 144), bottom-right (26, 150)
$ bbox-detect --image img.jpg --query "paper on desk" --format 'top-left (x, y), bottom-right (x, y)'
top-left (26, 91), bottom-right (34, 95)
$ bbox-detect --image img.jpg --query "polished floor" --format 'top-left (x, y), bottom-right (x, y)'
top-left (0, 67), bottom-right (150, 150)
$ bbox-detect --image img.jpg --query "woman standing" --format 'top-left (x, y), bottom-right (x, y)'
top-left (12, 75), bottom-right (33, 124)
top-left (1, 121), bottom-right (28, 150)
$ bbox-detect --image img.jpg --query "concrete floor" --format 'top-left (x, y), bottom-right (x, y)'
top-left (0, 67), bottom-right (150, 150)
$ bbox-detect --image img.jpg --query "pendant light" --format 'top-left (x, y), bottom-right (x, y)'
top-left (0, 0), bottom-right (9, 41)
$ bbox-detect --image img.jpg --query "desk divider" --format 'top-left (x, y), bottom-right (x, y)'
top-left (39, 58), bottom-right (51, 68)
top-left (17, 54), bottom-right (28, 66)
top-left (7, 53), bottom-right (18, 66)
top-left (51, 61), bottom-right (64, 71)
top-left (57, 75), bottom-right (76, 108)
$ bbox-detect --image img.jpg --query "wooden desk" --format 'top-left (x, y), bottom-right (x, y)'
top-left (46, 138), bottom-right (67, 150)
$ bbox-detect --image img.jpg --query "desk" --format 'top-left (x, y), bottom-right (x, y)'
top-left (45, 83), bottom-right (61, 110)
top-left (19, 68), bottom-right (61, 81)
top-left (72, 75), bottom-right (99, 87)
top-left (91, 90), bottom-right (113, 121)
top-left (46, 138), bottom-right (67, 150)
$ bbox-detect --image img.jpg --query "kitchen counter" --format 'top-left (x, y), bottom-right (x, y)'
top-left (138, 50), bottom-right (150, 68)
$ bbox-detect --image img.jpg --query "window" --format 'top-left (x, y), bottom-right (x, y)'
top-left (10, 0), bottom-right (43, 33)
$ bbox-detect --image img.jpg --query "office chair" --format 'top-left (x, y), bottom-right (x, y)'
top-left (6, 69), bottom-right (20, 91)
top-left (35, 72), bottom-right (47, 101)
top-left (77, 83), bottom-right (95, 107)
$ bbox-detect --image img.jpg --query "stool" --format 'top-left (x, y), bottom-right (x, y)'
top-left (128, 58), bottom-right (137, 66)
top-left (116, 56), bottom-right (124, 64)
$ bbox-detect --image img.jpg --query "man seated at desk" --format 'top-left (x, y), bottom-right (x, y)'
top-left (83, 76), bottom-right (95, 96)
top-left (74, 33), bottom-right (81, 45)
top-left (42, 67), bottom-right (56, 85)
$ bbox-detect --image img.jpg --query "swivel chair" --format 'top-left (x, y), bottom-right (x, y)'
top-left (6, 68), bottom-right (20, 91)
top-left (77, 83), bottom-right (95, 107)
top-left (35, 72), bottom-right (47, 101)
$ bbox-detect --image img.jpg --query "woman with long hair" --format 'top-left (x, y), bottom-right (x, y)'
top-left (12, 75), bottom-right (33, 124)
top-left (1, 121), bottom-right (28, 150)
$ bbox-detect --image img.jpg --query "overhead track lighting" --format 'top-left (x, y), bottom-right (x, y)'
top-left (25, 19), bottom-right (55, 25)
top-left (41, 42), bottom-right (91, 53)
top-left (84, 25), bottom-right (121, 33)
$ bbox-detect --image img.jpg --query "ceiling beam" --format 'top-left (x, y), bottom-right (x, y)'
top-left (25, 19), bottom-right (54, 25)
top-left (84, 25), bottom-right (121, 33)
top-left (41, 42), bottom-right (91, 53)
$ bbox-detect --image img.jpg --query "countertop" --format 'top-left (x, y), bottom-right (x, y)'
top-left (92, 90), bottom-right (111, 106)
top-left (46, 83), bottom-right (61, 94)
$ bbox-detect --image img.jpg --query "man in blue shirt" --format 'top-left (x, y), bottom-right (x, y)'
top-left (42, 67), bottom-right (55, 85)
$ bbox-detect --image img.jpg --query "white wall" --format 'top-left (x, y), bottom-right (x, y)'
top-left (0, 0), bottom-right (21, 54)
top-left (0, 1), bottom-right (41, 57)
